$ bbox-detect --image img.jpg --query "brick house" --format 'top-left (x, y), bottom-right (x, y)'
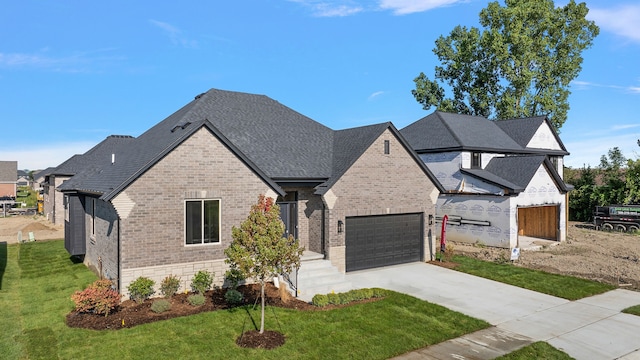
top-left (59, 89), bottom-right (443, 296)
top-left (401, 111), bottom-right (572, 249)
top-left (0, 161), bottom-right (18, 198)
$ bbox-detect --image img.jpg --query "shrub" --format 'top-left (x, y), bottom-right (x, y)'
top-left (311, 294), bottom-right (329, 307)
top-left (71, 279), bottom-right (120, 316)
top-left (372, 288), bottom-right (387, 298)
top-left (224, 289), bottom-right (244, 305)
top-left (188, 293), bottom-right (206, 306)
top-left (327, 292), bottom-right (341, 305)
top-left (190, 270), bottom-right (214, 294)
top-left (361, 288), bottom-right (374, 299)
top-left (128, 277), bottom-right (155, 303)
top-left (159, 275), bottom-right (181, 298)
top-left (311, 288), bottom-right (388, 307)
top-left (224, 268), bottom-right (245, 289)
top-left (150, 299), bottom-right (171, 313)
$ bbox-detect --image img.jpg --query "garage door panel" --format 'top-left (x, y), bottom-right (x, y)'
top-left (518, 206), bottom-right (558, 240)
top-left (345, 213), bottom-right (423, 272)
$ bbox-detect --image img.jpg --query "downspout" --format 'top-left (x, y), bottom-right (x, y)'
top-left (321, 201), bottom-right (326, 258)
top-left (117, 218), bottom-right (121, 294)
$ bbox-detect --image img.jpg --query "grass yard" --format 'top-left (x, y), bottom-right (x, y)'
top-left (495, 342), bottom-right (574, 360)
top-left (623, 305), bottom-right (640, 316)
top-left (449, 255), bottom-right (615, 300)
top-left (0, 240), bottom-right (490, 360)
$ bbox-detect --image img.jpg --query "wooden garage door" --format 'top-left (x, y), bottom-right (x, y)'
top-left (345, 213), bottom-right (423, 272)
top-left (517, 205), bottom-right (558, 240)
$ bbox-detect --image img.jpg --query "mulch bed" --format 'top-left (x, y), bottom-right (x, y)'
top-left (66, 282), bottom-right (377, 349)
top-left (66, 283), bottom-right (316, 331)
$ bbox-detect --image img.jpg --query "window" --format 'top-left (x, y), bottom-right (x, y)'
top-left (186, 199), bottom-right (220, 245)
top-left (384, 140), bottom-right (390, 155)
top-left (471, 152), bottom-right (481, 169)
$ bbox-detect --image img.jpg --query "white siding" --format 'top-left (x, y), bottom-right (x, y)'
top-left (527, 123), bottom-right (563, 150)
top-left (435, 164), bottom-right (567, 248)
top-left (436, 195), bottom-right (513, 248)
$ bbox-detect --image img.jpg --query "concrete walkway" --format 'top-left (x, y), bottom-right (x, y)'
top-left (345, 263), bottom-right (640, 360)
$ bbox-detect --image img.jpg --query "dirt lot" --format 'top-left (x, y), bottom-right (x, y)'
top-left (1, 217), bottom-right (638, 291)
top-left (454, 221), bottom-right (640, 291)
top-left (0, 215), bottom-right (64, 244)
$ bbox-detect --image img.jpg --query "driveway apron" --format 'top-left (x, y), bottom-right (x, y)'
top-left (344, 262), bottom-right (640, 360)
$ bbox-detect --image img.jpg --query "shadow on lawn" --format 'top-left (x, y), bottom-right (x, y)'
top-left (0, 241), bottom-right (6, 290)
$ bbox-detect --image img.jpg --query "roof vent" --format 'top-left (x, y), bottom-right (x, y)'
top-left (171, 121), bottom-right (192, 132)
top-left (111, 153), bottom-right (115, 165)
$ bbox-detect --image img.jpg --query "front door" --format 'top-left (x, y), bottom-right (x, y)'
top-left (277, 202), bottom-right (298, 239)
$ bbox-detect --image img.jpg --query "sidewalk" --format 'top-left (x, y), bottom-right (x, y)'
top-left (345, 263), bottom-right (640, 360)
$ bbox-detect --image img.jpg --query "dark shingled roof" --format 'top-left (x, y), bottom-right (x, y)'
top-left (52, 135), bottom-right (135, 179)
top-left (401, 111), bottom-right (523, 153)
top-left (461, 155), bottom-right (569, 194)
top-left (496, 116), bottom-right (568, 153)
top-left (401, 111), bottom-right (568, 156)
top-left (315, 123), bottom-right (444, 195)
top-left (61, 89), bottom-right (444, 200)
top-left (0, 161), bottom-right (18, 182)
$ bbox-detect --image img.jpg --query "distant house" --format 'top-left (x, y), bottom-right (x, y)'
top-left (0, 161), bottom-right (18, 198)
top-left (33, 167), bottom-right (55, 192)
top-left (401, 111), bottom-right (572, 249)
top-left (58, 89), bottom-right (443, 296)
top-left (17, 170), bottom-right (30, 187)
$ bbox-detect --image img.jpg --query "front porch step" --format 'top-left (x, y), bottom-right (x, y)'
top-left (294, 257), bottom-right (353, 303)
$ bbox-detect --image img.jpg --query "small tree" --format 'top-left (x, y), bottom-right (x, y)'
top-left (224, 195), bottom-right (303, 334)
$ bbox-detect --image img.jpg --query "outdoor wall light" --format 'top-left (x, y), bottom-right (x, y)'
top-left (429, 214), bottom-right (434, 225)
top-left (337, 220), bottom-right (344, 233)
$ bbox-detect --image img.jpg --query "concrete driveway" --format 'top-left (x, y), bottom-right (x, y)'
top-left (345, 262), bottom-right (640, 360)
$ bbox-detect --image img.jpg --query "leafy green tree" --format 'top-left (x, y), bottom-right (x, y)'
top-left (412, 0), bottom-right (599, 130)
top-left (224, 195), bottom-right (303, 334)
top-left (626, 141), bottom-right (640, 204)
top-left (567, 165), bottom-right (597, 221)
top-left (596, 147), bottom-right (627, 206)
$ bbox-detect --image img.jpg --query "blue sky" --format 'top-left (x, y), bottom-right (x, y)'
top-left (1, 0), bottom-right (639, 171)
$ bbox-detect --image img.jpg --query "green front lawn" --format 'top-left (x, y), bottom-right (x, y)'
top-left (623, 305), bottom-right (640, 316)
top-left (495, 342), bottom-right (574, 360)
top-left (449, 255), bottom-right (615, 300)
top-left (0, 240), bottom-right (489, 360)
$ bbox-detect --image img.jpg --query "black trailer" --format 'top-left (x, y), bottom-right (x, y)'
top-left (593, 205), bottom-right (640, 232)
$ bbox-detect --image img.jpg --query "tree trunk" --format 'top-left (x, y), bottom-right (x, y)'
top-left (260, 282), bottom-right (265, 334)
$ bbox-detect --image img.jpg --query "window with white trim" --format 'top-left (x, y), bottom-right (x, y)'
top-left (185, 199), bottom-right (220, 245)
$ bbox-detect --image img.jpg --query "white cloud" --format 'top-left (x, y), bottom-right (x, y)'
top-left (588, 5), bottom-right (640, 43)
top-left (149, 20), bottom-right (198, 48)
top-left (368, 91), bottom-right (385, 100)
top-left (0, 48), bottom-right (123, 73)
top-left (0, 141), bottom-right (96, 171)
top-left (378, 0), bottom-right (465, 15)
top-left (570, 80), bottom-right (640, 94)
top-left (314, 3), bottom-right (363, 16)
top-left (612, 124), bottom-right (640, 131)
top-left (287, 1), bottom-right (363, 17)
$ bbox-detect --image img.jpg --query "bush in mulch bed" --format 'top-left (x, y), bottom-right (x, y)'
top-left (66, 283), bottom-right (314, 331)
